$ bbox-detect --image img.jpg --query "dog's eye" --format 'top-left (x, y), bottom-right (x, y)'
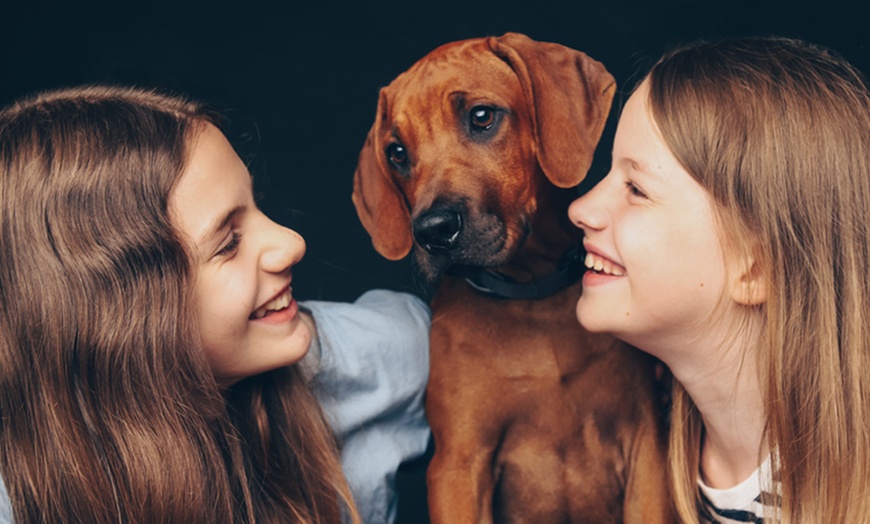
top-left (470, 106), bottom-right (496, 131)
top-left (385, 143), bottom-right (409, 170)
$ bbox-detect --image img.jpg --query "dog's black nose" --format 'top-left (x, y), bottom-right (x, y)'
top-left (413, 209), bottom-right (462, 253)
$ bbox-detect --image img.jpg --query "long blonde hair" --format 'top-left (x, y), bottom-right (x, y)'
top-left (645, 36), bottom-right (870, 523)
top-left (648, 37), bottom-right (870, 523)
top-left (0, 85), bottom-right (358, 523)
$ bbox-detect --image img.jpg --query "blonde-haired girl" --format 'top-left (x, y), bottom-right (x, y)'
top-left (570, 36), bottom-right (870, 522)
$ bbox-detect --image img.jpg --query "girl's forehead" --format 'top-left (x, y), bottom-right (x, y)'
top-left (170, 125), bottom-right (252, 243)
top-left (614, 84), bottom-right (672, 176)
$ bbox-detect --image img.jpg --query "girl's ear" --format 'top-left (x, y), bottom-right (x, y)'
top-left (729, 257), bottom-right (767, 306)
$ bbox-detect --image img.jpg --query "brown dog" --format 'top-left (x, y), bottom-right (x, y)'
top-left (353, 33), bottom-right (671, 523)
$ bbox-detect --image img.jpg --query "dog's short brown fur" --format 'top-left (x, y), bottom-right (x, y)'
top-left (353, 33), bottom-right (672, 523)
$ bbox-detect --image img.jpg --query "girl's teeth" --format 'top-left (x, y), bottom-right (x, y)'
top-left (251, 289), bottom-right (293, 319)
top-left (584, 253), bottom-right (626, 277)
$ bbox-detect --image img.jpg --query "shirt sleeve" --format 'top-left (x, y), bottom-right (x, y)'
top-left (300, 289), bottom-right (431, 524)
top-left (0, 475), bottom-right (12, 523)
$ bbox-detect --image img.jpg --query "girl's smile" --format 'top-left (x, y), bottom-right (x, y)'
top-left (250, 285), bottom-right (296, 321)
top-left (581, 243), bottom-right (627, 287)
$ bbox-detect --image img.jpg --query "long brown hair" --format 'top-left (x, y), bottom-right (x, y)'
top-left (646, 37), bottom-right (870, 522)
top-left (0, 85), bottom-right (357, 523)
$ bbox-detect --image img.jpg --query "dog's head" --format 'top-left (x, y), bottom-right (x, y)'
top-left (353, 32), bottom-right (614, 280)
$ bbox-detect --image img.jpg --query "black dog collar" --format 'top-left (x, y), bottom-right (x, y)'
top-left (447, 245), bottom-right (584, 300)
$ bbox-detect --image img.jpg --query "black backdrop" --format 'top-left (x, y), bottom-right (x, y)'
top-left (1, 1), bottom-right (866, 520)
top-left (2, 0), bottom-right (866, 304)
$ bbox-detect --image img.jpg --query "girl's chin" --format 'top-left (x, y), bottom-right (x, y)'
top-left (575, 298), bottom-right (620, 335)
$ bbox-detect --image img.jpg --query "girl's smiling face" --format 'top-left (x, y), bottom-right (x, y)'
top-left (170, 123), bottom-right (310, 385)
top-left (568, 80), bottom-right (733, 359)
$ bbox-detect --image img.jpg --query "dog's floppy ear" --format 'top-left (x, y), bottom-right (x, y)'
top-left (352, 89), bottom-right (413, 260)
top-left (489, 32), bottom-right (616, 188)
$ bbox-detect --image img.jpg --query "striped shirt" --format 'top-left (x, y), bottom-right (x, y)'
top-left (698, 455), bottom-right (780, 523)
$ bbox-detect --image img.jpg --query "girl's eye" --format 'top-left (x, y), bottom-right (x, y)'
top-left (625, 181), bottom-right (648, 199)
top-left (216, 231), bottom-right (242, 257)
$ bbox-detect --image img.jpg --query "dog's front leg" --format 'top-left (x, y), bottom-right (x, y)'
top-left (426, 442), bottom-right (497, 523)
top-left (424, 397), bottom-right (501, 524)
top-left (424, 313), bottom-right (503, 524)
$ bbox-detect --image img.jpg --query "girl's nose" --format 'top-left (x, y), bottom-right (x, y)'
top-left (259, 214), bottom-right (306, 273)
top-left (568, 176), bottom-right (610, 233)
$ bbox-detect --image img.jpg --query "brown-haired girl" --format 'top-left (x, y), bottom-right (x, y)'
top-left (569, 37), bottom-right (870, 522)
top-left (0, 85), bottom-right (429, 523)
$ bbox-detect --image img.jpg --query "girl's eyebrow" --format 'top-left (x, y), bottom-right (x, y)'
top-left (619, 156), bottom-right (665, 184)
top-left (616, 155), bottom-right (649, 175)
top-left (197, 205), bottom-right (244, 246)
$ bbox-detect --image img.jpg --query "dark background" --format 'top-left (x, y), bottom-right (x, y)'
top-left (2, 0), bottom-right (865, 304)
top-left (2, 1), bottom-right (865, 521)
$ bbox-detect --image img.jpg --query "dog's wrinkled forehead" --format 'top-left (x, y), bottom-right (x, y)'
top-left (385, 38), bottom-right (523, 117)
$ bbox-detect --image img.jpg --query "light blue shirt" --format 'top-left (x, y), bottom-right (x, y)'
top-left (0, 289), bottom-right (431, 524)
top-left (0, 480), bottom-right (9, 524)
top-left (302, 290), bottom-right (431, 523)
